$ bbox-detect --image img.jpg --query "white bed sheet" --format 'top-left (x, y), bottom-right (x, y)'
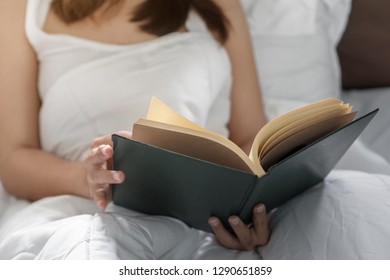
top-left (341, 87), bottom-right (390, 162)
top-left (333, 88), bottom-right (390, 176)
top-left (0, 189), bottom-right (261, 260)
top-left (1, 170), bottom-right (390, 260)
top-left (260, 170), bottom-right (390, 259)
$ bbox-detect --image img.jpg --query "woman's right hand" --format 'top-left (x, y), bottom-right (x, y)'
top-left (83, 131), bottom-right (132, 208)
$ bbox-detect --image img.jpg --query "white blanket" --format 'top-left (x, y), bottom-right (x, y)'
top-left (0, 188), bottom-right (260, 260)
top-left (261, 170), bottom-right (390, 259)
top-left (2, 169), bottom-right (390, 260)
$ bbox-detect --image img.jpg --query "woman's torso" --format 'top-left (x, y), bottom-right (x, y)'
top-left (25, 0), bottom-right (232, 161)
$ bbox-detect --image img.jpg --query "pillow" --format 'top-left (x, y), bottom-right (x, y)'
top-left (241, 0), bottom-right (352, 119)
top-left (337, 0), bottom-right (390, 89)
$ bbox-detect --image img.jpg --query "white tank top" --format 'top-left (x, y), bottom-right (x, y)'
top-left (25, 0), bottom-right (232, 161)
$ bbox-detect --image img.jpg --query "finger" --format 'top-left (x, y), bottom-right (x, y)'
top-left (208, 217), bottom-right (241, 250)
top-left (228, 216), bottom-right (254, 251)
top-left (89, 132), bottom-right (131, 150)
top-left (94, 187), bottom-right (111, 209)
top-left (107, 131), bottom-right (132, 170)
top-left (253, 204), bottom-right (270, 246)
top-left (90, 135), bottom-right (113, 149)
top-left (88, 169), bottom-right (125, 186)
top-left (85, 145), bottom-right (113, 167)
top-left (116, 130), bottom-right (133, 139)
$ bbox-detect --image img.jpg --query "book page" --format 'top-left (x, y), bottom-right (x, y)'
top-left (139, 97), bottom-right (263, 174)
top-left (146, 97), bottom-right (221, 137)
top-left (259, 112), bottom-right (357, 171)
top-left (132, 120), bottom-right (263, 174)
top-left (248, 98), bottom-right (349, 164)
top-left (260, 104), bottom-right (352, 157)
top-left (133, 97), bottom-right (354, 177)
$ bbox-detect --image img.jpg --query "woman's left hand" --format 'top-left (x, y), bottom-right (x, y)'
top-left (83, 131), bottom-right (132, 209)
top-left (208, 204), bottom-right (269, 250)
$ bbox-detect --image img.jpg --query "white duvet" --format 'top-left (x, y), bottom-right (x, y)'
top-left (1, 168), bottom-right (390, 260)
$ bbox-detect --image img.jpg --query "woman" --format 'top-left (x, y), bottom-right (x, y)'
top-left (0, 0), bottom-right (269, 257)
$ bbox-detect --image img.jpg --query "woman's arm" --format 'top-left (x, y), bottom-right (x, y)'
top-left (0, 0), bottom-right (91, 200)
top-left (214, 0), bottom-right (267, 154)
top-left (208, 0), bottom-right (270, 250)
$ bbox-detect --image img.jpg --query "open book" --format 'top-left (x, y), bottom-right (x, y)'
top-left (132, 97), bottom-right (356, 174)
top-left (112, 97), bottom-right (377, 232)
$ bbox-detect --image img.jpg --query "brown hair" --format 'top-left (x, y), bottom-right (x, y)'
top-left (51, 0), bottom-right (230, 43)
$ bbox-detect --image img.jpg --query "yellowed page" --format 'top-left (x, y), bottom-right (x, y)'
top-left (146, 97), bottom-right (221, 138)
top-left (260, 104), bottom-right (352, 157)
top-left (248, 98), bottom-right (346, 166)
top-left (259, 112), bottom-right (356, 171)
top-left (137, 97), bottom-right (353, 176)
top-left (133, 119), bottom-right (263, 175)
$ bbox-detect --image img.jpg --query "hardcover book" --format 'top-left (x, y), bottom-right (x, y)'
top-left (112, 97), bottom-right (378, 232)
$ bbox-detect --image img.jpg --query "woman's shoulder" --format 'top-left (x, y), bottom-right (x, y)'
top-left (0, 0), bottom-right (28, 41)
top-left (0, 0), bottom-right (27, 20)
top-left (0, 0), bottom-right (25, 9)
top-left (0, 0), bottom-right (48, 41)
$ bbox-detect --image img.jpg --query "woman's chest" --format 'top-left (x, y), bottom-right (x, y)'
top-left (43, 6), bottom-right (159, 45)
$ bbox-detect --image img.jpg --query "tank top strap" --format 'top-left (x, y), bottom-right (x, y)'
top-left (25, 0), bottom-right (52, 51)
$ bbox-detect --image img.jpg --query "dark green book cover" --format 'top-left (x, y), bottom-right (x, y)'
top-left (112, 109), bottom-right (378, 232)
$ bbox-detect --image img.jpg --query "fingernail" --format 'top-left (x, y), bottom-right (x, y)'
top-left (209, 218), bottom-right (219, 227)
top-left (229, 216), bottom-right (240, 226)
top-left (97, 200), bottom-right (105, 209)
top-left (113, 172), bottom-right (122, 182)
top-left (255, 204), bottom-right (266, 213)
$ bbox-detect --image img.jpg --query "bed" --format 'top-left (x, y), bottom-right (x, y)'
top-left (1, 0), bottom-right (390, 260)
